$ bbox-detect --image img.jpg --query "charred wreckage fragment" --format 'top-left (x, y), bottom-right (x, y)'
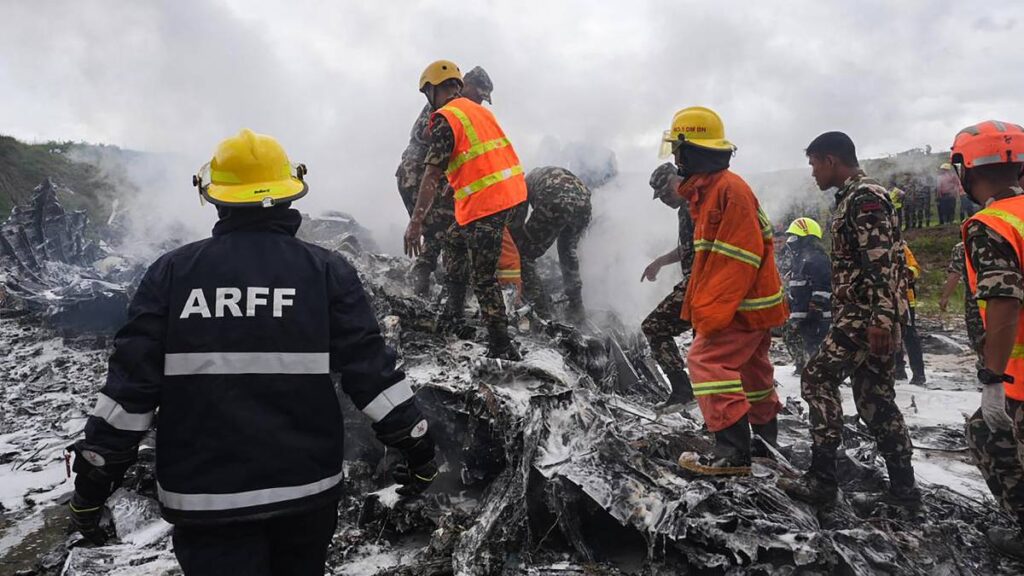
top-left (1, 187), bottom-right (1022, 575)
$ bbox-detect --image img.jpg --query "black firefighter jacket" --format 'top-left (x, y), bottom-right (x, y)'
top-left (82, 206), bottom-right (423, 524)
top-left (787, 243), bottom-right (833, 324)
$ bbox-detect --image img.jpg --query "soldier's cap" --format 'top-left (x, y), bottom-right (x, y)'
top-left (649, 163), bottom-right (678, 199)
top-left (464, 66), bottom-right (493, 103)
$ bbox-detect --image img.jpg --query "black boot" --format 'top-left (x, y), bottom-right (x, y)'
top-left (655, 370), bottom-right (695, 414)
top-left (678, 416), bottom-right (751, 476)
top-left (779, 446), bottom-right (839, 505)
top-left (988, 526), bottom-right (1024, 561)
top-left (564, 289), bottom-right (586, 326)
top-left (909, 372), bottom-right (926, 386)
top-left (751, 418), bottom-right (779, 458)
top-left (882, 459), bottom-right (922, 509)
top-left (437, 284), bottom-right (475, 340)
top-left (410, 265), bottom-right (432, 298)
top-left (485, 325), bottom-right (522, 361)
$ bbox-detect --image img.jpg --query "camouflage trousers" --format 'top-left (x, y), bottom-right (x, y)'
top-left (640, 278), bottom-right (692, 376)
top-left (801, 322), bottom-right (914, 466)
top-left (445, 204), bottom-right (525, 330)
top-left (966, 399), bottom-right (1024, 525)
top-left (509, 202), bottom-right (591, 309)
top-left (783, 321), bottom-right (806, 371)
top-left (397, 163), bottom-right (456, 279)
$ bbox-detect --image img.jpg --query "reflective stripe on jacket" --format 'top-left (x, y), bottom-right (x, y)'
top-left (679, 170), bottom-right (789, 334)
top-left (433, 98), bottom-right (527, 225)
top-left (964, 195), bottom-right (1024, 400)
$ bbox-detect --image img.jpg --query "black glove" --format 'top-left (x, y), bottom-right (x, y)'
top-left (69, 492), bottom-right (108, 545)
top-left (378, 418), bottom-right (438, 497)
top-left (393, 459), bottom-right (439, 496)
top-left (68, 441), bottom-right (136, 504)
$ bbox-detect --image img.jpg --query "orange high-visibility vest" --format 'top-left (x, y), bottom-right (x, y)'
top-left (964, 194), bottom-right (1024, 400)
top-left (497, 228), bottom-right (522, 286)
top-left (433, 98), bottom-right (527, 226)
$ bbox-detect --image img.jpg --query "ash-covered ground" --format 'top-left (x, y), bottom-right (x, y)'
top-left (1, 186), bottom-right (1023, 575)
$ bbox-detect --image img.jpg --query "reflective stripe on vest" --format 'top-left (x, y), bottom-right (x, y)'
top-left (164, 352), bottom-right (329, 375)
top-left (158, 470), bottom-right (343, 512)
top-left (443, 106), bottom-right (513, 174)
top-left (964, 197), bottom-right (1024, 400)
top-left (454, 166), bottom-right (525, 201)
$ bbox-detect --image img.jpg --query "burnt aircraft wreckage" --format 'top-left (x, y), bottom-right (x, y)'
top-left (0, 182), bottom-right (1022, 575)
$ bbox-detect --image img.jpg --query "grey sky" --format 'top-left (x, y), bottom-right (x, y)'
top-left (0, 1), bottom-right (1020, 317)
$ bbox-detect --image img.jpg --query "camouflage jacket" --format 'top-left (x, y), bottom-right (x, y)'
top-left (400, 104), bottom-right (432, 165)
top-left (524, 167), bottom-right (592, 214)
top-left (830, 171), bottom-right (908, 332)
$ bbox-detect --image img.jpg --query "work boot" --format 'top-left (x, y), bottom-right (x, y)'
top-left (678, 416), bottom-right (751, 476)
top-left (437, 284), bottom-right (475, 340)
top-left (909, 372), bottom-right (926, 386)
top-left (411, 266), bottom-right (432, 298)
top-left (655, 370), bottom-right (695, 414)
top-left (882, 459), bottom-right (922, 510)
top-left (988, 527), bottom-right (1024, 561)
top-left (751, 418), bottom-right (779, 458)
top-left (565, 289), bottom-right (586, 326)
top-left (779, 446), bottom-right (839, 506)
top-left (894, 365), bottom-right (908, 381)
top-left (485, 326), bottom-right (522, 361)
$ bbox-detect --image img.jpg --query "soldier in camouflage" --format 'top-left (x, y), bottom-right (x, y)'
top-left (939, 241), bottom-right (985, 359)
top-left (398, 67), bottom-right (494, 296)
top-left (640, 163), bottom-right (696, 412)
top-left (780, 132), bottom-right (920, 509)
top-left (508, 166), bottom-right (592, 323)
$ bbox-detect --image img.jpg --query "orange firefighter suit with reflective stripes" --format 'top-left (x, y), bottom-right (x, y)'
top-left (432, 98), bottom-right (527, 226)
top-left (498, 228), bottom-right (522, 288)
top-left (965, 195), bottom-right (1024, 401)
top-left (678, 170), bottom-right (789, 431)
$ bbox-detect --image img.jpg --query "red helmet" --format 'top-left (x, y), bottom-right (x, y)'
top-left (950, 120), bottom-right (1024, 169)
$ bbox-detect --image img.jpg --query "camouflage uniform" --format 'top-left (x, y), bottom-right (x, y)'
top-left (948, 241), bottom-right (985, 357)
top-left (425, 112), bottom-right (525, 335)
top-left (801, 172), bottom-right (914, 469)
top-left (397, 105), bottom-right (456, 284)
top-left (963, 219), bottom-right (1024, 526)
top-left (641, 205), bottom-right (695, 376)
top-left (509, 167), bottom-right (592, 316)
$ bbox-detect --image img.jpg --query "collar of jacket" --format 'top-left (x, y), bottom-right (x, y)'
top-left (834, 170), bottom-right (868, 202)
top-left (677, 169), bottom-right (728, 205)
top-left (212, 205), bottom-right (303, 237)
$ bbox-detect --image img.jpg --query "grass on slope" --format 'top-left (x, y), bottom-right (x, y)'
top-left (904, 224), bottom-right (965, 317)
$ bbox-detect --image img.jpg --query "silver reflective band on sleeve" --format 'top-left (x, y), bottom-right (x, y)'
top-left (822, 312), bottom-right (833, 318)
top-left (164, 352), bottom-right (329, 375)
top-left (812, 291), bottom-right (831, 299)
top-left (788, 280), bottom-right (808, 287)
top-left (789, 312), bottom-right (808, 319)
top-left (362, 380), bottom-right (415, 422)
top-left (158, 470), bottom-right (343, 511)
top-left (91, 393), bottom-right (154, 432)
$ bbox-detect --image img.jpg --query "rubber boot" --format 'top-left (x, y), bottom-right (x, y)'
top-left (411, 266), bottom-right (432, 298)
top-left (485, 325), bottom-right (522, 361)
top-left (751, 418), bottom-right (779, 458)
top-left (988, 525), bottom-right (1024, 561)
top-left (565, 289), bottom-right (586, 326)
top-left (655, 370), bottom-right (695, 414)
top-left (678, 416), bottom-right (751, 476)
top-left (437, 284), bottom-right (475, 340)
top-left (779, 446), bottom-right (839, 506)
top-left (882, 459), bottom-right (922, 510)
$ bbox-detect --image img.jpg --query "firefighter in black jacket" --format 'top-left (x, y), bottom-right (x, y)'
top-left (66, 129), bottom-right (437, 575)
top-left (785, 218), bottom-right (832, 366)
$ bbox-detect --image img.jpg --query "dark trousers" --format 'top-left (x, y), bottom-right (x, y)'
top-left (173, 502), bottom-right (339, 576)
top-left (937, 196), bottom-right (956, 225)
top-left (897, 308), bottom-right (925, 378)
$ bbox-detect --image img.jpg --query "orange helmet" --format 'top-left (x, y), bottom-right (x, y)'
top-left (950, 120), bottom-right (1024, 170)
